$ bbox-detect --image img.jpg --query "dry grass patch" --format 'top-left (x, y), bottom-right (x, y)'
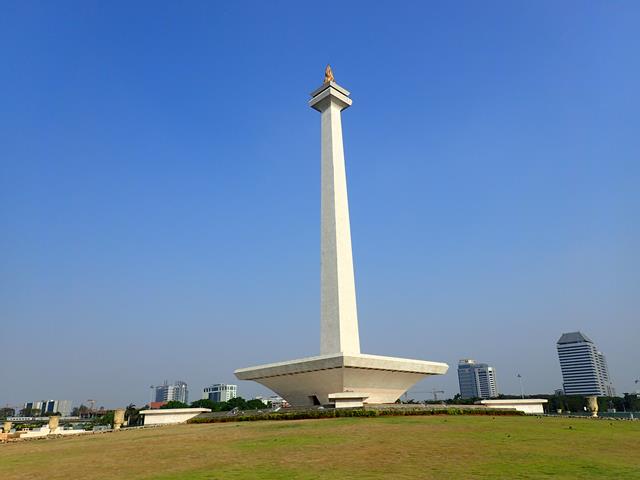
top-left (1, 416), bottom-right (638, 479)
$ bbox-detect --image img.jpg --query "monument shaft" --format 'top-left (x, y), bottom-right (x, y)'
top-left (235, 69), bottom-right (448, 408)
top-left (311, 82), bottom-right (360, 355)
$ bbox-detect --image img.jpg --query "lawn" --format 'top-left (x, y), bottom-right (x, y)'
top-left (1, 416), bottom-right (638, 479)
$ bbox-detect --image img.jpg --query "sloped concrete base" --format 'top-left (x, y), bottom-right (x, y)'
top-left (140, 408), bottom-right (211, 425)
top-left (235, 353), bottom-right (448, 406)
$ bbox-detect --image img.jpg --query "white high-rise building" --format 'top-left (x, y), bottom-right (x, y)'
top-left (557, 332), bottom-right (615, 396)
top-left (202, 384), bottom-right (237, 402)
top-left (23, 400), bottom-right (72, 417)
top-left (153, 381), bottom-right (189, 404)
top-left (457, 359), bottom-right (498, 399)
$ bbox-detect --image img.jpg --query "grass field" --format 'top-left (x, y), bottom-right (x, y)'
top-left (1, 416), bottom-right (638, 479)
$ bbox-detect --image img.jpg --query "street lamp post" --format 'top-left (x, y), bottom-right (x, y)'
top-left (517, 374), bottom-right (525, 399)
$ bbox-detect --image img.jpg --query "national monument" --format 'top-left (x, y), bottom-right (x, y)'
top-left (235, 67), bottom-right (448, 407)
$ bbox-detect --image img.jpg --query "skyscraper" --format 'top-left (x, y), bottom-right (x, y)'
top-left (153, 381), bottom-right (189, 404)
top-left (23, 400), bottom-right (72, 417)
top-left (457, 359), bottom-right (498, 399)
top-left (557, 332), bottom-right (615, 396)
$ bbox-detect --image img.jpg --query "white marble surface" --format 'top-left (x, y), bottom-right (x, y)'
top-left (235, 352), bottom-right (448, 406)
top-left (19, 426), bottom-right (85, 438)
top-left (478, 399), bottom-right (548, 414)
top-left (309, 81), bottom-right (360, 355)
top-left (140, 408), bottom-right (211, 425)
top-left (328, 392), bottom-right (369, 408)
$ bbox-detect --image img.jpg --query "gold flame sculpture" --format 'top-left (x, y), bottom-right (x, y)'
top-left (324, 65), bottom-right (334, 84)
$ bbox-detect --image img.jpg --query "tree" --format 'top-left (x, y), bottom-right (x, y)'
top-left (160, 401), bottom-right (189, 409)
top-left (189, 397), bottom-right (267, 412)
top-left (222, 397), bottom-right (244, 411)
top-left (191, 399), bottom-right (217, 410)
top-left (20, 407), bottom-right (33, 416)
top-left (0, 407), bottom-right (15, 419)
top-left (96, 411), bottom-right (115, 426)
top-left (623, 393), bottom-right (640, 412)
top-left (72, 404), bottom-right (89, 417)
top-left (124, 404), bottom-right (143, 426)
top-left (245, 399), bottom-right (268, 410)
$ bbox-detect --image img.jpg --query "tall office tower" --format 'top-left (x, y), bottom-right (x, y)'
top-left (23, 400), bottom-right (72, 416)
top-left (22, 401), bottom-right (43, 415)
top-left (557, 332), bottom-right (615, 396)
top-left (153, 380), bottom-right (189, 404)
top-left (202, 384), bottom-right (238, 402)
top-left (457, 359), bottom-right (499, 399)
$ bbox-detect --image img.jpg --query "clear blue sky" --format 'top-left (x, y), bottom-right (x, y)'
top-left (1, 1), bottom-right (638, 409)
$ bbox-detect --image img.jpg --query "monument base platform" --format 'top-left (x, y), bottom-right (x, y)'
top-left (140, 408), bottom-right (212, 426)
top-left (235, 353), bottom-right (448, 406)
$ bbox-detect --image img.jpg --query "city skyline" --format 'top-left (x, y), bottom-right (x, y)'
top-left (3, 329), bottom-right (629, 409)
top-left (1, 2), bottom-right (638, 407)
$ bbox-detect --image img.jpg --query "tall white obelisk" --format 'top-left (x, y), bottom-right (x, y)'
top-left (235, 67), bottom-right (448, 407)
top-left (309, 65), bottom-right (360, 355)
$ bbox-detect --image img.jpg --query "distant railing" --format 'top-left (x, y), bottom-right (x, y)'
top-left (546, 411), bottom-right (639, 419)
top-left (8, 416), bottom-right (83, 423)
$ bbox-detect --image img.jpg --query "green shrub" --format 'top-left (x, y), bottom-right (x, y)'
top-left (188, 407), bottom-right (523, 424)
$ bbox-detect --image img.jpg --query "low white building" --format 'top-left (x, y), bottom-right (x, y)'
top-left (19, 425), bottom-right (85, 439)
top-left (477, 399), bottom-right (548, 414)
top-left (140, 408), bottom-right (210, 425)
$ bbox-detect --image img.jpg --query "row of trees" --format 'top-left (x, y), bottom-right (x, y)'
top-left (1, 397), bottom-right (270, 427)
top-left (0, 407), bottom-right (16, 419)
top-left (28, 396), bottom-right (273, 428)
top-left (89, 397), bottom-right (271, 428)
top-left (544, 394), bottom-right (640, 413)
top-left (426, 393), bottom-right (640, 412)
top-left (160, 396), bottom-right (269, 412)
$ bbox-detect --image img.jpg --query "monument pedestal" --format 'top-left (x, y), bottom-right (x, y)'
top-left (236, 352), bottom-right (447, 406)
top-left (328, 392), bottom-right (369, 409)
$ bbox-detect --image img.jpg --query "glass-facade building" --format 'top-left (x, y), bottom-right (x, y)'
top-left (457, 359), bottom-right (498, 399)
top-left (153, 381), bottom-right (189, 404)
top-left (557, 332), bottom-right (615, 396)
top-left (23, 400), bottom-right (72, 417)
